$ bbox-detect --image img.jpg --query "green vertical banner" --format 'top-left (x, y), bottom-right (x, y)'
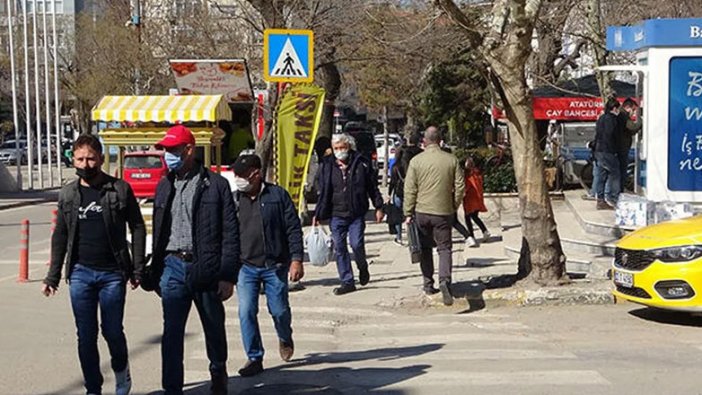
top-left (276, 84), bottom-right (326, 214)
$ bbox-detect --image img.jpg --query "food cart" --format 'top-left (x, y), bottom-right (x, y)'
top-left (91, 94), bottom-right (231, 177)
top-left (90, 94), bottom-right (233, 253)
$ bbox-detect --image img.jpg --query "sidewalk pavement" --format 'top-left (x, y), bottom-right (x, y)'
top-left (0, 189), bottom-right (59, 210)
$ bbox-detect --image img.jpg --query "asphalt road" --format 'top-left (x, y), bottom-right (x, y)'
top-left (0, 202), bottom-right (56, 281)
top-left (2, 205), bottom-right (702, 394)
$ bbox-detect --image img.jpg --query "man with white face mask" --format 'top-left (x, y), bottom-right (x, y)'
top-left (231, 154), bottom-right (304, 377)
top-left (314, 133), bottom-right (384, 296)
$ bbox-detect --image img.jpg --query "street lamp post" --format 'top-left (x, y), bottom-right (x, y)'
top-left (42, 0), bottom-right (52, 186)
top-left (52, 0), bottom-right (61, 185)
top-left (31, 0), bottom-right (44, 189)
top-left (22, 0), bottom-right (33, 189)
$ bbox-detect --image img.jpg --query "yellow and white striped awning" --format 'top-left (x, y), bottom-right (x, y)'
top-left (91, 95), bottom-right (232, 123)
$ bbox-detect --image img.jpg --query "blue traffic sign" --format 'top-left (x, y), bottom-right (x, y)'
top-left (263, 29), bottom-right (314, 83)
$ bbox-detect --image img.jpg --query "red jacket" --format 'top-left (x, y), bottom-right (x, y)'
top-left (463, 170), bottom-right (487, 213)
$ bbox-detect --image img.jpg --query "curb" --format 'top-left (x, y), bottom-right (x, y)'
top-left (0, 198), bottom-right (54, 211)
top-left (421, 283), bottom-right (616, 308)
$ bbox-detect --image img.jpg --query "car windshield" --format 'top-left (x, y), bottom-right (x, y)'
top-left (124, 155), bottom-right (162, 169)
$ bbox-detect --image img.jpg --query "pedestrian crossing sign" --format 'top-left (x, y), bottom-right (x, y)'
top-left (263, 29), bottom-right (314, 83)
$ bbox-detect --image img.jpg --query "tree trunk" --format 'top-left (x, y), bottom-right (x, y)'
top-left (488, 64), bottom-right (568, 285)
top-left (481, 0), bottom-right (568, 285)
top-left (317, 62), bottom-right (341, 139)
top-left (587, 0), bottom-right (612, 101)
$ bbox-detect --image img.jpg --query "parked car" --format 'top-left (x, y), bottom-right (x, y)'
top-left (122, 151), bottom-right (168, 199)
top-left (612, 215), bottom-right (702, 312)
top-left (375, 136), bottom-right (398, 177)
top-left (0, 140), bottom-right (27, 165)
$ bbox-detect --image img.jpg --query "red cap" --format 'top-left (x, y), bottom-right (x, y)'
top-left (155, 125), bottom-right (195, 149)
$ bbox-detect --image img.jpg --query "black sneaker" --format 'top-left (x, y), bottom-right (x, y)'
top-left (359, 266), bottom-right (370, 286)
top-left (333, 284), bottom-right (357, 295)
top-left (439, 282), bottom-right (454, 306)
top-left (423, 287), bottom-right (440, 295)
top-left (238, 360), bottom-right (263, 377)
top-left (210, 369), bottom-right (228, 395)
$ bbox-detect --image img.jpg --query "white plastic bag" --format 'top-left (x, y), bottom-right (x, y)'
top-left (305, 225), bottom-right (333, 267)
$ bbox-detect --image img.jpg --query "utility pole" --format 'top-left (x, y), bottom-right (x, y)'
top-left (382, 105), bottom-right (389, 188)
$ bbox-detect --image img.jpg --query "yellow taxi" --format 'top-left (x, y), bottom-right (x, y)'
top-left (612, 215), bottom-right (702, 311)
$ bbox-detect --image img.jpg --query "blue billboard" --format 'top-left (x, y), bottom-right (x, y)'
top-left (668, 57), bottom-right (702, 191)
top-left (607, 18), bottom-right (702, 51)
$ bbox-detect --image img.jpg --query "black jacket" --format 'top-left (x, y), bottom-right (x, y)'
top-left (44, 175), bottom-right (146, 288)
top-left (234, 183), bottom-right (303, 270)
top-left (148, 164), bottom-right (240, 291)
top-left (615, 110), bottom-right (643, 153)
top-left (594, 112), bottom-right (619, 154)
top-left (314, 151), bottom-right (384, 221)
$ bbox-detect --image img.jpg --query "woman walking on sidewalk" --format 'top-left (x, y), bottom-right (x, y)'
top-left (463, 157), bottom-right (490, 247)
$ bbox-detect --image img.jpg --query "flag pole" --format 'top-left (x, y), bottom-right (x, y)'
top-left (42, 0), bottom-right (52, 186)
top-left (52, 0), bottom-right (61, 184)
top-left (31, 0), bottom-right (44, 188)
top-left (6, 0), bottom-right (21, 189)
top-left (21, 0), bottom-right (33, 189)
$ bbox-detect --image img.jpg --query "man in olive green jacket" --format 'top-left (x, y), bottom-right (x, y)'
top-left (403, 127), bottom-right (465, 306)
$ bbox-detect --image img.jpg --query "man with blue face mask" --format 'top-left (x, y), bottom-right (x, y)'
top-left (144, 125), bottom-right (240, 395)
top-left (314, 133), bottom-right (384, 295)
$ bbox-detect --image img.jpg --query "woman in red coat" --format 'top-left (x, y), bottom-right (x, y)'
top-left (463, 157), bottom-right (490, 247)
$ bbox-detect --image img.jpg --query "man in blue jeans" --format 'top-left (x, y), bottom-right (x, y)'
top-left (592, 98), bottom-right (622, 210)
top-left (231, 155), bottom-right (304, 377)
top-left (43, 134), bottom-right (146, 395)
top-left (146, 125), bottom-right (239, 395)
top-left (314, 133), bottom-right (384, 295)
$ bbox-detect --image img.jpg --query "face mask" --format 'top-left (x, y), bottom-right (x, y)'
top-left (75, 166), bottom-right (99, 181)
top-left (165, 151), bottom-right (184, 172)
top-left (334, 150), bottom-right (349, 161)
top-left (234, 177), bottom-right (253, 192)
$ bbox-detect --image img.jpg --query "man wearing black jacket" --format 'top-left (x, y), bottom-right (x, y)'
top-left (314, 133), bottom-right (384, 295)
top-left (230, 155), bottom-right (304, 377)
top-left (593, 98), bottom-right (622, 209)
top-left (42, 134), bottom-right (146, 395)
top-left (148, 125), bottom-right (240, 395)
top-left (615, 98), bottom-right (643, 192)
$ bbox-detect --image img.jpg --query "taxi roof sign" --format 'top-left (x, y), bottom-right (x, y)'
top-left (263, 29), bottom-right (314, 83)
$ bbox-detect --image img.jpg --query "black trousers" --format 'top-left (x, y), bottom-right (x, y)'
top-left (464, 211), bottom-right (487, 238)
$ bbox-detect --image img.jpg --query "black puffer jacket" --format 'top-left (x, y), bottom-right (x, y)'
top-left (146, 164), bottom-right (240, 292)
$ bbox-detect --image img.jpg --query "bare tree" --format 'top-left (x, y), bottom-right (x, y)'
top-left (437, 0), bottom-right (568, 285)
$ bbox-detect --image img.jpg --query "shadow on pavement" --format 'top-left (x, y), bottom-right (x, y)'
top-left (628, 307), bottom-right (702, 327)
top-left (451, 274), bottom-right (519, 314)
top-left (176, 344), bottom-right (441, 395)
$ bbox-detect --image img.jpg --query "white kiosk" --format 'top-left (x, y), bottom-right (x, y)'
top-left (607, 18), bottom-right (702, 204)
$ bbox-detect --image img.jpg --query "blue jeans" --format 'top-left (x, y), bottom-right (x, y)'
top-left (590, 159), bottom-right (602, 198)
top-left (593, 152), bottom-right (621, 203)
top-left (237, 263), bottom-right (292, 361)
top-left (160, 255), bottom-right (227, 394)
top-left (330, 215), bottom-right (368, 286)
top-left (69, 264), bottom-right (128, 395)
top-left (393, 195), bottom-right (403, 240)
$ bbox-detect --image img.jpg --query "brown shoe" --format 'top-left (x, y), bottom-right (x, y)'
top-left (596, 200), bottom-right (614, 210)
top-left (279, 339), bottom-right (294, 362)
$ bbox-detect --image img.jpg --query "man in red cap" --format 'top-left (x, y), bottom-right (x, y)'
top-left (143, 125), bottom-right (240, 395)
